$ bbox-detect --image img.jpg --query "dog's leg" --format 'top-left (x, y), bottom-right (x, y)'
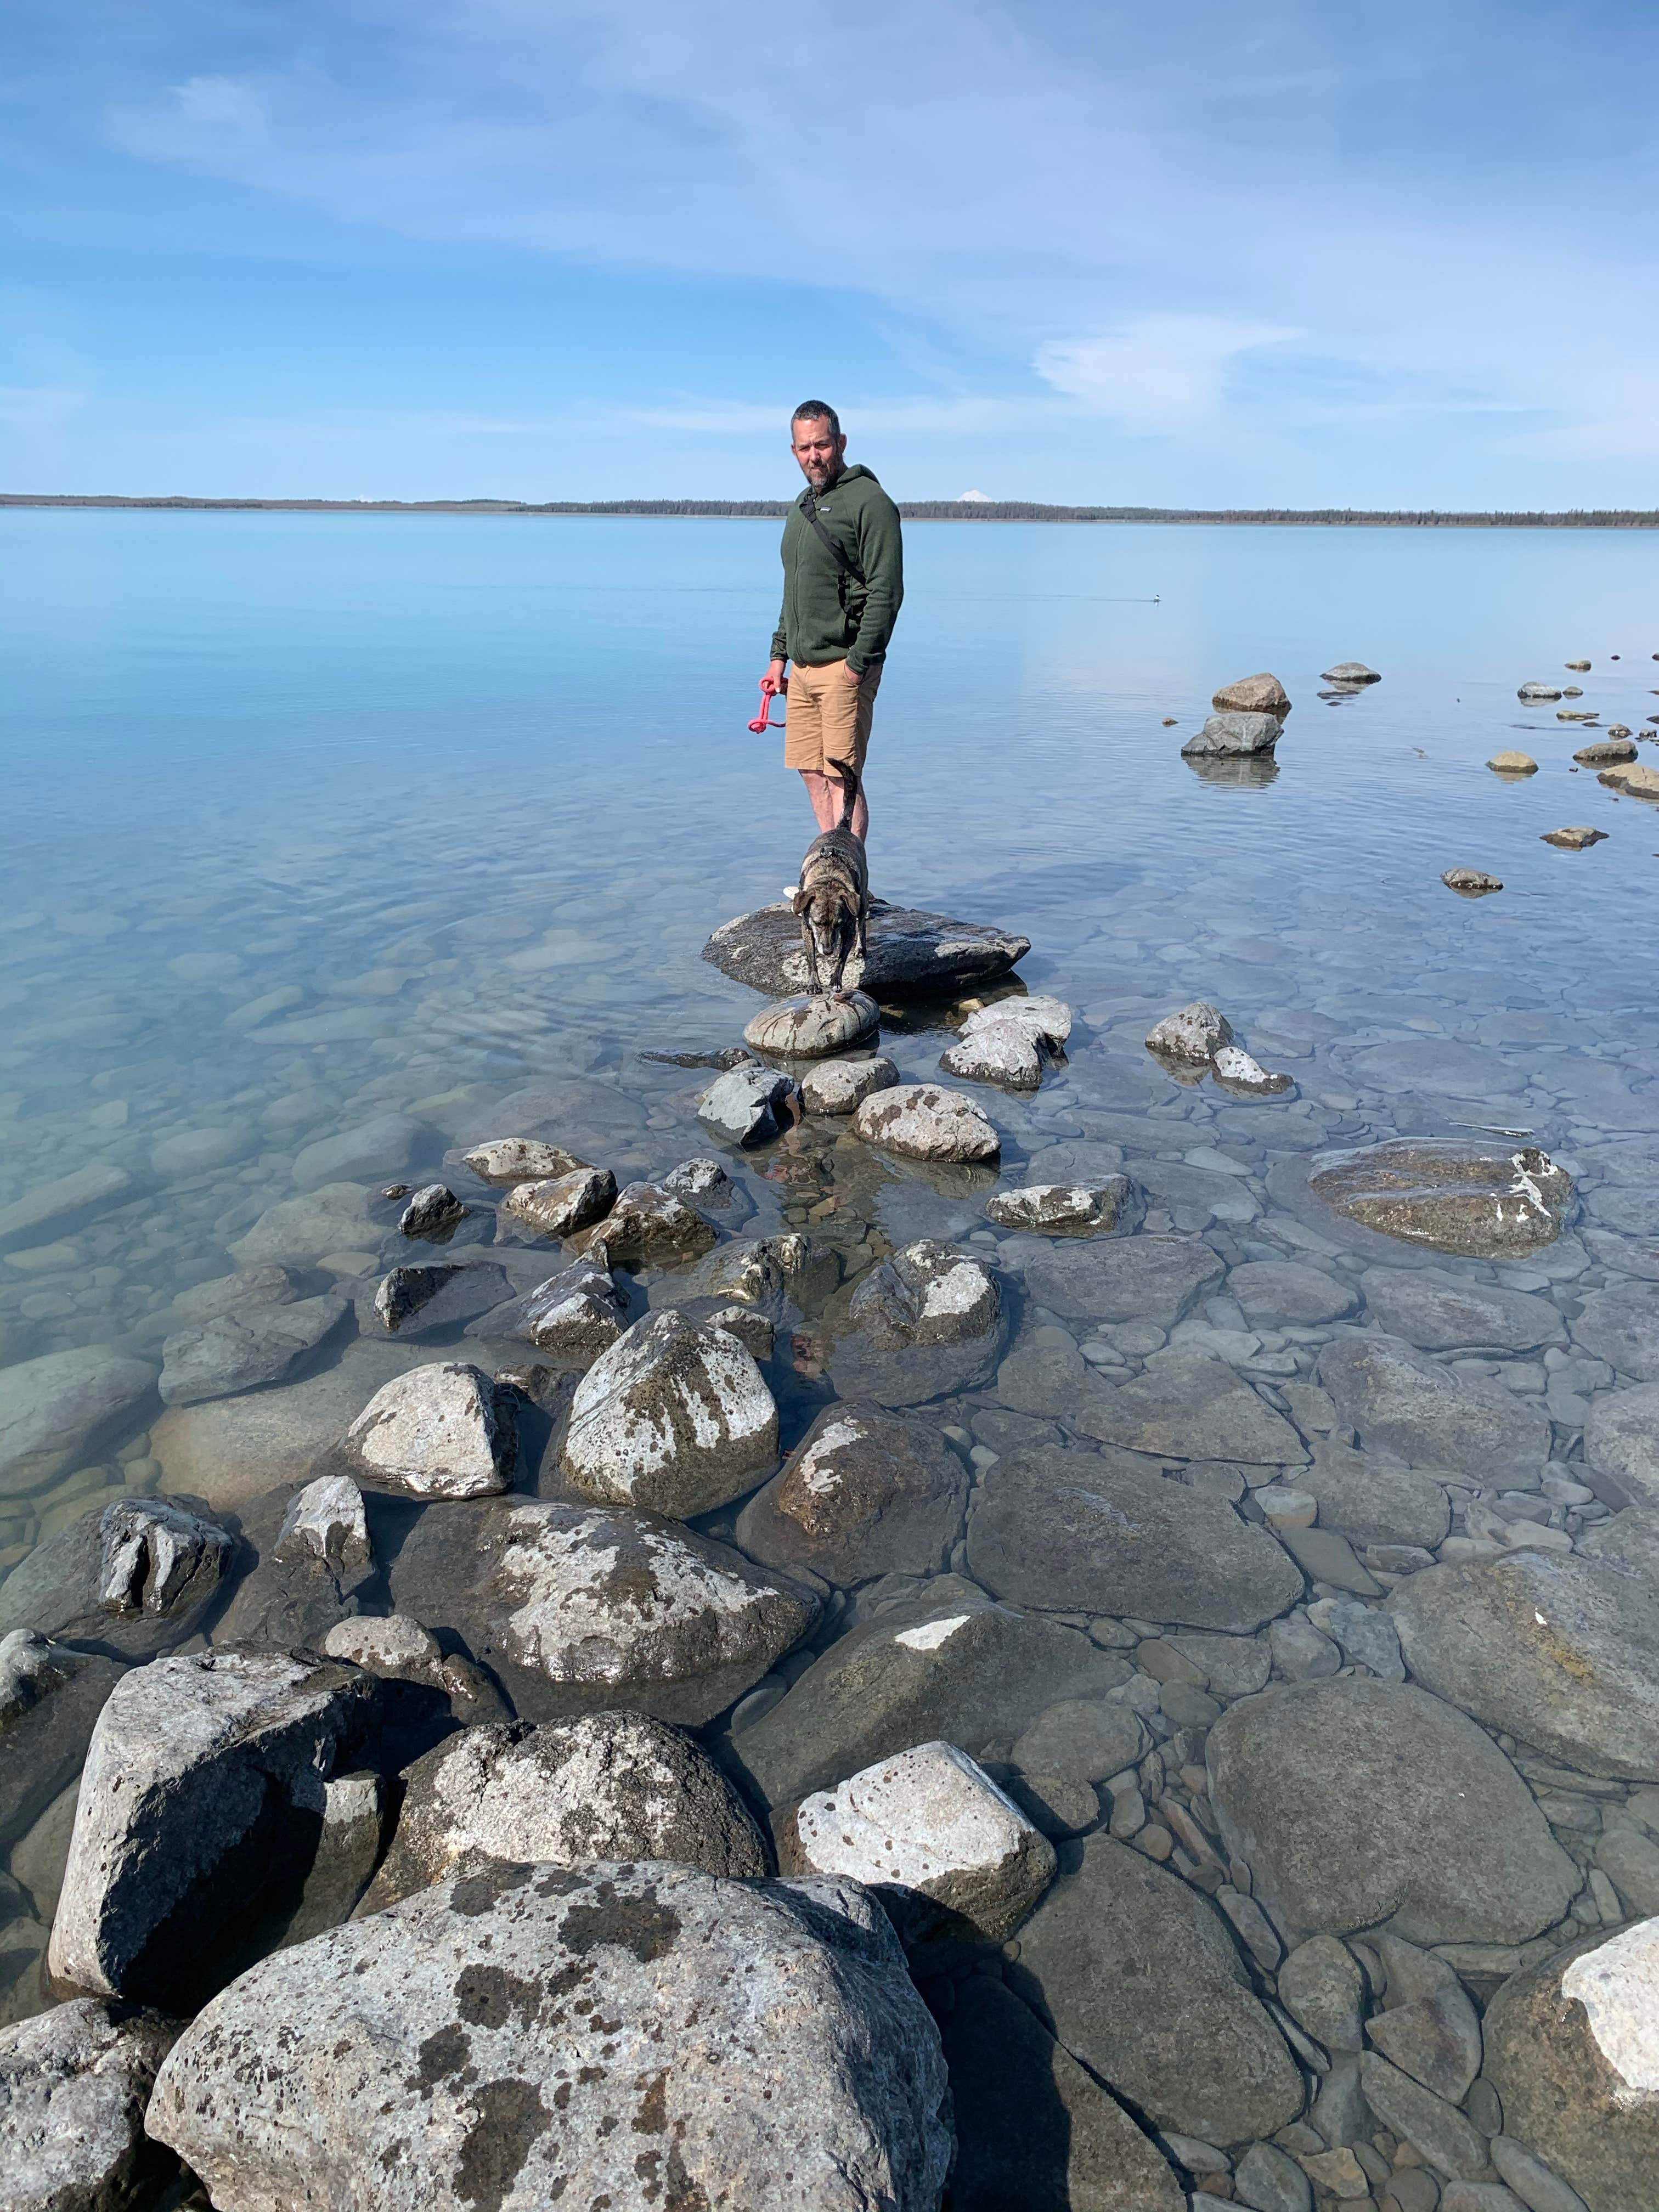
top-left (801, 923), bottom-right (824, 998)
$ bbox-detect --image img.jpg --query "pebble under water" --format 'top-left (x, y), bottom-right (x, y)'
top-left (3, 509), bottom-right (1659, 2211)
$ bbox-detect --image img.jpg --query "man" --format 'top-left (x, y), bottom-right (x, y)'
top-left (760, 402), bottom-right (903, 841)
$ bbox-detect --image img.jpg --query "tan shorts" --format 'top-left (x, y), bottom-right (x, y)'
top-left (784, 658), bottom-right (882, 778)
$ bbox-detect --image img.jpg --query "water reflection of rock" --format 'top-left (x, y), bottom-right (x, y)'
top-left (1182, 749), bottom-right (1282, 788)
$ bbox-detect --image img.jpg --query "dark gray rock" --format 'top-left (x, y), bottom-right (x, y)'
top-left (1206, 1678), bottom-right (1578, 1944)
top-left (1308, 1141), bottom-right (1573, 1260)
top-left (158, 1293), bottom-right (348, 1407)
top-left (1359, 2051), bottom-right (1491, 2179)
top-left (1300, 1441), bottom-right (1451, 1550)
top-left (828, 1240), bottom-right (1005, 1407)
top-left (0, 1632), bottom-right (124, 1850)
top-left (1017, 1236), bottom-right (1224, 1325)
top-left (575, 1179), bottom-right (716, 1268)
top-left (704, 897), bottom-right (1030, 998)
top-left (362, 1712), bottom-right (768, 1910)
top-left (1362, 1270), bottom-right (1566, 1353)
top-left (1318, 1332), bottom-right (1550, 1477)
top-left (477, 1258), bottom-right (628, 1358)
top-left (0, 1352), bottom-right (157, 1499)
top-left (0, 1498), bottom-right (234, 1658)
top-left (0, 1996), bottom-right (179, 2212)
top-left (735, 1402), bottom-right (968, 1583)
top-left (1388, 1553), bottom-right (1659, 1780)
top-left (386, 1496), bottom-right (817, 1726)
top-left (369, 1261), bottom-right (517, 1338)
top-left (1570, 1280), bottom-right (1659, 1382)
top-left (454, 1077), bottom-right (646, 1160)
top-left (966, 1446), bottom-right (1304, 1630)
top-left (1182, 710), bottom-right (1285, 757)
top-left (398, 1184), bottom-right (465, 1238)
top-left (1367, 1952), bottom-right (1482, 2104)
top-left (698, 1065), bottom-right (803, 1147)
top-left (208, 1478), bottom-right (373, 1651)
top-left (1072, 1355), bottom-right (1309, 1465)
top-left (1584, 1384), bottom-right (1659, 1510)
top-left (1011, 1696), bottom-right (1147, 1784)
top-left (1013, 1833), bottom-right (1305, 2146)
top-left (148, 1857), bottom-right (953, 2212)
top-left (1278, 1934), bottom-right (1367, 2053)
top-left (47, 1649), bottom-right (378, 2008)
top-left (1229, 1261), bottom-right (1357, 1326)
top-left (667, 1233), bottom-right (841, 1321)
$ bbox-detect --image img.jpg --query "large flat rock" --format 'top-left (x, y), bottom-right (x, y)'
top-left (0, 1350), bottom-right (157, 1499)
top-left (1318, 1330), bottom-right (1550, 1477)
top-left (1072, 1355), bottom-right (1309, 1465)
top-left (703, 899), bottom-right (1029, 998)
top-left (1015, 1236), bottom-right (1224, 1327)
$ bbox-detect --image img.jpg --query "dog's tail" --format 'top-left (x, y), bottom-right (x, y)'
top-left (828, 757), bottom-right (860, 830)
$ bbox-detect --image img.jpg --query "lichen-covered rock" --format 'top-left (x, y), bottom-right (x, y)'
top-left (279, 1479), bottom-right (371, 1571)
top-left (704, 898), bottom-right (1029, 998)
top-left (1212, 1046), bottom-right (1294, 1096)
top-left (0, 1498), bottom-right (234, 1659)
top-left (574, 1180), bottom-right (717, 1267)
top-left (778, 1740), bottom-right (1056, 1945)
top-left (362, 1712), bottom-right (768, 1910)
top-left (697, 1065), bottom-right (802, 1148)
top-left (0, 1997), bottom-right (179, 2212)
top-left (1146, 1001), bottom-right (1233, 1062)
top-left (800, 1056), bottom-right (901, 1115)
top-left (500, 1166), bottom-right (617, 1239)
top-left (459, 1136), bottom-right (589, 1184)
top-left (48, 1649), bottom-right (378, 2007)
top-left (743, 992), bottom-right (880, 1057)
top-left (158, 1293), bottom-right (347, 1406)
top-left (852, 1082), bottom-right (1000, 1163)
top-left (940, 997), bottom-right (1073, 1092)
top-left (985, 1176), bottom-right (1144, 1237)
top-left (828, 1240), bottom-right (1004, 1406)
top-left (339, 1362), bottom-right (516, 1498)
top-left (735, 1403), bottom-right (969, 1584)
top-left (146, 1858), bottom-right (953, 2212)
top-left (561, 1309), bottom-right (778, 1517)
top-left (494, 1259), bottom-right (629, 1358)
top-left (1309, 1139), bottom-right (1573, 1258)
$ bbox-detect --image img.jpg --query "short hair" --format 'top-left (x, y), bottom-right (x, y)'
top-left (791, 400), bottom-right (842, 438)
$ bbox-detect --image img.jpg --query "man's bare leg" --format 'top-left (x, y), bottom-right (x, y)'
top-left (800, 770), bottom-right (868, 840)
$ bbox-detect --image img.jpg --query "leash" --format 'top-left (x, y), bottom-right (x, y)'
top-left (747, 675), bottom-right (787, 733)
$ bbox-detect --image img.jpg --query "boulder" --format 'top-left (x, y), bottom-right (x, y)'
top-left (0, 1632), bottom-right (124, 1850)
top-left (370, 1259), bottom-right (518, 1338)
top-left (1212, 1045), bottom-right (1294, 1096)
top-left (1361, 1269), bottom-right (1566, 1353)
top-left (668, 1233), bottom-right (840, 1319)
top-left (361, 1712), bottom-right (768, 1910)
top-left (801, 1055), bottom-right (900, 1115)
top-left (1279, 1934), bottom-right (1367, 2053)
top-left (1517, 683), bottom-right (1563, 702)
top-left (0, 1163), bottom-right (136, 1254)
top-left (1584, 1385), bottom-right (1659, 1510)
top-left (1443, 867), bottom-right (1503, 895)
top-left (1489, 751), bottom-right (1539, 774)
top-left (735, 1403), bottom-right (969, 1583)
top-left (397, 1184), bottom-right (465, 1238)
top-left (157, 1293), bottom-right (348, 1407)
top-left (1571, 1281), bottom-right (1659, 1383)
top-left (291, 1113), bottom-right (428, 1192)
top-left (1229, 1261), bottom-right (1357, 1326)
top-left (338, 1362), bottom-right (516, 1499)
top-left (985, 1177), bottom-right (1144, 1236)
top-left (852, 1082), bottom-right (1000, 1163)
top-left (1018, 1234), bottom-right (1224, 1325)
top-left (1581, 1504), bottom-right (1659, 1587)
top-left (48, 1649), bottom-right (378, 2007)
top-left (1365, 1949), bottom-right (1482, 2103)
top-left (573, 1180), bottom-right (716, 1267)
top-left (148, 1857), bottom-right (952, 2212)
top-left (1318, 1332), bottom-right (1550, 1478)
top-left (0, 1351), bottom-right (157, 1499)
top-left (704, 896), bottom-right (1029, 998)
top-left (488, 1258), bottom-right (628, 1358)
top-left (386, 1496), bottom-right (817, 1725)
top-left (1183, 711), bottom-right (1285, 757)
top-left (1299, 1441), bottom-right (1450, 1550)
top-left (459, 1136), bottom-right (589, 1183)
top-left (1599, 761), bottom-right (1659, 800)
top-left (733, 1585), bottom-right (1133, 1809)
top-left (0, 1996), bottom-right (179, 2212)
top-left (1073, 1355), bottom-right (1310, 1465)
top-left (939, 1973), bottom-right (1184, 2212)
top-left (1146, 1002), bottom-right (1233, 1063)
top-left (1322, 663), bottom-right (1380, 685)
top-left (967, 1447), bottom-right (1304, 1629)
top-left (207, 1477), bottom-right (374, 1650)
top-left (228, 1181), bottom-right (388, 1271)
top-left (940, 997), bottom-right (1073, 1092)
top-left (1543, 823), bottom-right (1610, 849)
top-left (1214, 673), bottom-right (1291, 714)
top-left (1013, 1833), bottom-right (1304, 2146)
top-left (743, 992), bottom-right (880, 1057)
top-left (560, 1309), bottom-right (778, 1517)
top-left (1388, 1553), bottom-right (1659, 1780)
top-left (499, 1166), bottom-right (616, 1239)
top-left (827, 1240), bottom-right (1003, 1406)
top-left (1483, 1920), bottom-right (1659, 2212)
top-left (697, 1064), bottom-right (803, 1147)
top-left (778, 1740), bottom-right (1056, 1945)
top-left (1308, 1141), bottom-right (1573, 1260)
top-left (0, 1498), bottom-right (234, 1658)
top-left (1205, 1678), bottom-right (1578, 1945)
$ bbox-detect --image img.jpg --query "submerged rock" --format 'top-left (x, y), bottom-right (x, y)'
top-left (704, 897), bottom-right (1029, 998)
top-left (1229, 1259), bottom-right (1356, 1325)
top-left (148, 1858), bottom-right (953, 2212)
top-left (0, 1163), bottom-right (136, 1256)
top-left (0, 1349), bottom-right (157, 1498)
top-left (827, 1240), bottom-right (1003, 1407)
top-left (1585, 1384), bottom-right (1659, 1509)
top-left (0, 1498), bottom-right (234, 1658)
top-left (228, 1181), bottom-right (387, 1270)
top-left (1571, 1278), bottom-right (1659, 1382)
top-left (1360, 1266), bottom-right (1566, 1352)
top-left (735, 1403), bottom-right (969, 1584)
top-left (561, 1308), bottom-right (778, 1517)
top-left (1299, 1441), bottom-right (1451, 1550)
top-left (800, 1054), bottom-right (900, 1115)
top-left (338, 1362), bottom-right (516, 1499)
top-left (386, 1496), bottom-right (817, 1725)
top-left (1307, 1138), bottom-right (1574, 1259)
top-left (984, 1176), bottom-right (1143, 1236)
top-left (670, 1233), bottom-right (840, 1318)
top-left (1205, 1677), bottom-right (1577, 1945)
top-left (778, 1740), bottom-right (1056, 1945)
top-left (0, 1996), bottom-right (179, 2212)
top-left (852, 1081), bottom-right (1000, 1163)
top-left (743, 992), bottom-right (879, 1057)
top-left (1146, 1001), bottom-right (1233, 1063)
top-left (1318, 1331), bottom-right (1549, 1478)
top-left (1183, 711), bottom-right (1285, 757)
top-left (0, 1632), bottom-right (124, 1849)
top-left (158, 1293), bottom-right (347, 1407)
top-left (169, 1265), bottom-right (302, 1325)
top-left (362, 1712), bottom-right (768, 1910)
top-left (1019, 1234), bottom-right (1224, 1325)
top-left (1076, 1355), bottom-right (1309, 1466)
top-left (500, 1165), bottom-right (616, 1239)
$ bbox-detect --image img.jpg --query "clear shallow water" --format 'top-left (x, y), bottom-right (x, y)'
top-left (3, 513), bottom-right (1659, 2118)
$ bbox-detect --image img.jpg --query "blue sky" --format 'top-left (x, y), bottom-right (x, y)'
top-left (4, 1), bottom-right (1658, 505)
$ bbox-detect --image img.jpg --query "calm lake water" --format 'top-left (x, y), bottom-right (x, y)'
top-left (3, 510), bottom-right (1659, 2080)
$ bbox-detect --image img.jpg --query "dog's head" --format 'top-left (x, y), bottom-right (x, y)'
top-left (794, 880), bottom-right (856, 972)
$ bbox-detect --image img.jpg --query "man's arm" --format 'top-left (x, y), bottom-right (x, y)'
top-left (845, 490), bottom-right (904, 675)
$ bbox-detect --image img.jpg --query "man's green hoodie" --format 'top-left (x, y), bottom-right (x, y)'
top-left (770, 464), bottom-right (904, 676)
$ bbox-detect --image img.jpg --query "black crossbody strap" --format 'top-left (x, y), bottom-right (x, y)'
top-left (801, 489), bottom-right (866, 586)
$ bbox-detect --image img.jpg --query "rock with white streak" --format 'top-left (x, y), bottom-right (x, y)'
top-left (801, 1056), bottom-right (901, 1115)
top-left (500, 1166), bottom-right (616, 1239)
top-left (779, 1740), bottom-right (1055, 1945)
top-left (735, 1403), bottom-right (969, 1583)
top-left (1212, 1045), bottom-right (1295, 1097)
top-left (561, 1309), bottom-right (778, 1517)
top-left (853, 1081), bottom-right (1001, 1163)
top-left (498, 1257), bottom-right (629, 1358)
top-left (145, 1857), bottom-right (953, 2212)
top-left (572, 1180), bottom-right (716, 1267)
top-left (459, 1136), bottom-right (589, 1183)
top-left (339, 1362), bottom-right (516, 1498)
top-left (48, 1649), bottom-right (377, 2007)
top-left (386, 1496), bottom-right (818, 1725)
top-left (0, 1997), bottom-right (180, 2212)
top-left (828, 1240), bottom-right (1004, 1407)
top-left (985, 1176), bottom-right (1144, 1237)
top-left (698, 1065), bottom-right (802, 1148)
top-left (362, 1711), bottom-right (768, 1910)
top-left (1146, 1001), bottom-right (1233, 1063)
top-left (0, 1497), bottom-right (234, 1658)
top-left (274, 1476), bottom-right (371, 1577)
top-left (1309, 1138), bottom-right (1574, 1260)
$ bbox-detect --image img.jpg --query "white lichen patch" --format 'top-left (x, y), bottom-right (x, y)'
top-left (795, 1418), bottom-right (865, 1494)
top-left (1561, 1917), bottom-right (1659, 2098)
top-left (921, 1262), bottom-right (992, 1321)
top-left (894, 1615), bottom-right (970, 1652)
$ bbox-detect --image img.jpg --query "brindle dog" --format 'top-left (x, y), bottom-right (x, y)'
top-left (793, 758), bottom-right (870, 999)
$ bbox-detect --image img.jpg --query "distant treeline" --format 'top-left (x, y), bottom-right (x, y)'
top-left (5, 493), bottom-right (1659, 528)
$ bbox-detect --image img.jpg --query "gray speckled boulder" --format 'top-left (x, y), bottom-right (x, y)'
top-left (362, 1712), bottom-right (768, 1910)
top-left (697, 1065), bottom-right (802, 1148)
top-left (985, 1177), bottom-right (1144, 1237)
top-left (573, 1180), bottom-right (716, 1268)
top-left (1571, 1279), bottom-right (1659, 1382)
top-left (828, 1240), bottom-right (1004, 1407)
top-left (338, 1362), bottom-right (517, 1499)
top-left (146, 1858), bottom-right (953, 2212)
top-left (0, 1996), bottom-right (179, 2212)
top-left (735, 1402), bottom-right (968, 1584)
top-left (852, 1083), bottom-right (1001, 1163)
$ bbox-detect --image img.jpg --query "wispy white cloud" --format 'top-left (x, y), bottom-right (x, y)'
top-left (1034, 317), bottom-right (1300, 434)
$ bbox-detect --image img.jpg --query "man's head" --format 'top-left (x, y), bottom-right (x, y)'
top-left (790, 402), bottom-right (845, 490)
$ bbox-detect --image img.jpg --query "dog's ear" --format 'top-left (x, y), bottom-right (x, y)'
top-left (791, 888), bottom-right (810, 916)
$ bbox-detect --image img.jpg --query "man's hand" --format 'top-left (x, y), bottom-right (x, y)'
top-left (834, 659), bottom-right (862, 690)
top-left (761, 659), bottom-right (787, 697)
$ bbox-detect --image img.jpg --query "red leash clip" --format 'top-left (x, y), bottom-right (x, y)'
top-left (747, 675), bottom-right (787, 733)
